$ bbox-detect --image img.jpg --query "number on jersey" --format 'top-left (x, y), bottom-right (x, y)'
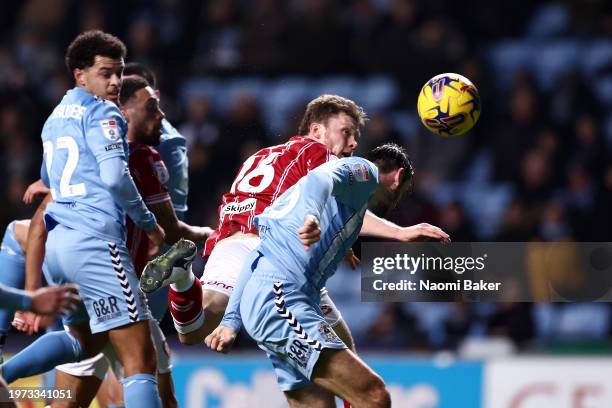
top-left (43, 136), bottom-right (86, 198)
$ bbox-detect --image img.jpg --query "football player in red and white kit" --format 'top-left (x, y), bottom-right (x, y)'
top-left (142, 94), bottom-right (448, 343)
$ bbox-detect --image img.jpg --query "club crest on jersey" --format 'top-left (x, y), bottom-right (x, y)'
top-left (99, 119), bottom-right (120, 141)
top-left (153, 160), bottom-right (170, 185)
top-left (220, 197), bottom-right (257, 218)
top-left (352, 163), bottom-right (370, 182)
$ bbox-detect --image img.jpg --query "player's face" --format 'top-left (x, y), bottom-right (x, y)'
top-left (125, 86), bottom-right (165, 146)
top-left (76, 56), bottom-right (124, 104)
top-left (320, 112), bottom-right (359, 157)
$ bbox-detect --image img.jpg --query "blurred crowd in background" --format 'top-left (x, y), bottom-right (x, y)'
top-left (0, 0), bottom-right (611, 355)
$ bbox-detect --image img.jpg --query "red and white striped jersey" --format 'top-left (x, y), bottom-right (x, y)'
top-left (203, 136), bottom-right (334, 257)
top-left (127, 142), bottom-right (171, 276)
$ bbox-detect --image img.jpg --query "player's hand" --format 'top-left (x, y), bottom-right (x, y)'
top-left (30, 285), bottom-right (81, 316)
top-left (193, 226), bottom-right (214, 244)
top-left (298, 215), bottom-right (321, 251)
top-left (12, 311), bottom-right (55, 335)
top-left (22, 179), bottom-right (50, 205)
top-left (344, 249), bottom-right (360, 270)
top-left (12, 311), bottom-right (40, 335)
top-left (397, 223), bottom-right (451, 243)
top-left (146, 224), bottom-right (166, 256)
top-left (205, 325), bottom-right (237, 353)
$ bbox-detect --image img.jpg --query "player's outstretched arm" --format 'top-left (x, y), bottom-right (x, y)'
top-left (147, 200), bottom-right (213, 245)
top-left (361, 210), bottom-right (451, 243)
top-left (0, 284), bottom-right (79, 315)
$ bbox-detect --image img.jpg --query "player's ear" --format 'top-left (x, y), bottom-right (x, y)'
top-left (309, 122), bottom-right (323, 140)
top-left (155, 89), bottom-right (161, 99)
top-left (391, 167), bottom-right (405, 191)
top-left (74, 68), bottom-right (86, 87)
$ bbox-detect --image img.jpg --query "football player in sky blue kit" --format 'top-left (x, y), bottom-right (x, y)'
top-left (205, 144), bottom-right (450, 407)
top-left (0, 30), bottom-right (166, 408)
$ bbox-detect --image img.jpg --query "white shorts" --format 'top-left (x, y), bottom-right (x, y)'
top-left (201, 237), bottom-right (261, 296)
top-left (55, 319), bottom-right (172, 380)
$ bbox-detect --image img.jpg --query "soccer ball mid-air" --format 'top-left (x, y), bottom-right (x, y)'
top-left (417, 73), bottom-right (481, 136)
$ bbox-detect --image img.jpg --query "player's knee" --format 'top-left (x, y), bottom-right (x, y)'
top-left (124, 339), bottom-right (158, 375)
top-left (202, 292), bottom-right (227, 318)
top-left (364, 375), bottom-right (390, 408)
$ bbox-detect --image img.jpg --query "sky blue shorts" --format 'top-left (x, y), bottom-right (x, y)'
top-left (240, 252), bottom-right (347, 391)
top-left (44, 223), bottom-right (151, 333)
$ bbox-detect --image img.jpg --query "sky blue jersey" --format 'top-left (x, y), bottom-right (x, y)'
top-left (157, 118), bottom-right (189, 218)
top-left (41, 87), bottom-right (142, 242)
top-left (0, 221), bottom-right (25, 264)
top-left (255, 157), bottom-right (379, 293)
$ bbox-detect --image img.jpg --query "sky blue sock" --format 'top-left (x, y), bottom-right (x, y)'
top-left (0, 331), bottom-right (82, 384)
top-left (121, 373), bottom-right (161, 408)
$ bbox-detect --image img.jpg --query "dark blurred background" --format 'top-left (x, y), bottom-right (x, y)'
top-left (1, 0), bottom-right (612, 356)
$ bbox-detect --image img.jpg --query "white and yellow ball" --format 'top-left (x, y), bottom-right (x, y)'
top-left (417, 73), bottom-right (481, 136)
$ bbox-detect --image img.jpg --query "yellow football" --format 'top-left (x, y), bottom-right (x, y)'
top-left (417, 73), bottom-right (481, 136)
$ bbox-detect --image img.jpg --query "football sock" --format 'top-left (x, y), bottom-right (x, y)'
top-left (169, 268), bottom-right (195, 292)
top-left (0, 331), bottom-right (82, 384)
top-left (121, 373), bottom-right (161, 408)
top-left (168, 278), bottom-right (204, 334)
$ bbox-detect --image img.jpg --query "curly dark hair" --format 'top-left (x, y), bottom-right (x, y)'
top-left (65, 30), bottom-right (127, 73)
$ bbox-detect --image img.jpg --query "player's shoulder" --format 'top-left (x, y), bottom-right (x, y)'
top-left (159, 119), bottom-right (186, 144)
top-left (83, 95), bottom-right (124, 123)
top-left (331, 156), bottom-right (378, 182)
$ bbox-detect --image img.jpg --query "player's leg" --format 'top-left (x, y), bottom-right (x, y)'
top-left (53, 226), bottom-right (161, 407)
top-left (176, 289), bottom-right (227, 345)
top-left (285, 383), bottom-right (336, 408)
top-left (0, 316), bottom-right (106, 384)
top-left (148, 318), bottom-right (177, 408)
top-left (311, 288), bottom-right (356, 406)
top-left (311, 349), bottom-right (390, 408)
top-left (97, 367), bottom-right (123, 408)
top-left (146, 237), bottom-right (258, 344)
top-left (51, 347), bottom-right (109, 408)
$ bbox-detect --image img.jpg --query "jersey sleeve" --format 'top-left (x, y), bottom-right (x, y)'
top-left (321, 157), bottom-right (379, 210)
top-left (129, 147), bottom-right (171, 206)
top-left (0, 284), bottom-right (32, 311)
top-left (84, 102), bottom-right (127, 163)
